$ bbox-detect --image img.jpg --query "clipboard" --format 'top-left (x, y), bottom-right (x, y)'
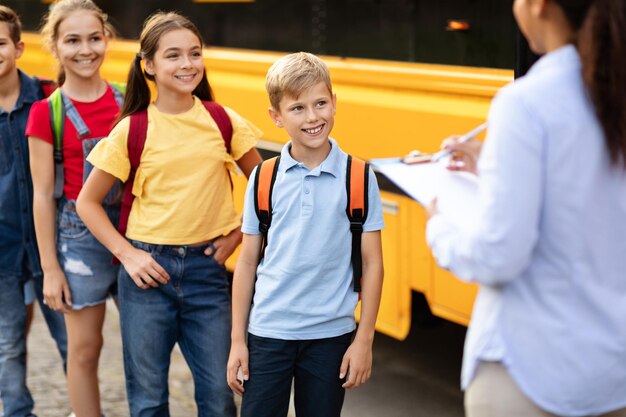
top-left (371, 157), bottom-right (480, 230)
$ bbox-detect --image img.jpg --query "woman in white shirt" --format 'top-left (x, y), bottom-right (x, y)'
top-left (426, 0), bottom-right (626, 416)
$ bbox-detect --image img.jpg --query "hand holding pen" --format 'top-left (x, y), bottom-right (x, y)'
top-left (438, 123), bottom-right (487, 175)
top-left (424, 123), bottom-right (487, 219)
top-left (401, 123), bottom-right (487, 173)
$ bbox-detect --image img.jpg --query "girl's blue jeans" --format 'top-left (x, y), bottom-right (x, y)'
top-left (118, 240), bottom-right (236, 417)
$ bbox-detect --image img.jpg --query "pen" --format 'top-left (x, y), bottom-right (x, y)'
top-left (430, 122), bottom-right (488, 163)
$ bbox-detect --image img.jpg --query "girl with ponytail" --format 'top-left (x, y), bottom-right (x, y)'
top-left (77, 11), bottom-right (262, 416)
top-left (426, 0), bottom-right (626, 416)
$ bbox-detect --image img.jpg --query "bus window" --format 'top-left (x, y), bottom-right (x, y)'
top-left (11, 0), bottom-right (517, 69)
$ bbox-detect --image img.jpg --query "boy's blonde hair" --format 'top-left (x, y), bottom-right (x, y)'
top-left (265, 52), bottom-right (332, 111)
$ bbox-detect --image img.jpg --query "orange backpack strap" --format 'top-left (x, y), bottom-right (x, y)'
top-left (254, 156), bottom-right (281, 258)
top-left (346, 155), bottom-right (369, 293)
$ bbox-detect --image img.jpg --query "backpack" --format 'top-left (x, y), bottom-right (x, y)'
top-left (33, 77), bottom-right (57, 99)
top-left (253, 154), bottom-right (369, 293)
top-left (49, 81), bottom-right (126, 199)
top-left (117, 100), bottom-right (233, 238)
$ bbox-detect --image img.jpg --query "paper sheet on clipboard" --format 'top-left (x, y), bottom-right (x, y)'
top-left (371, 157), bottom-right (480, 230)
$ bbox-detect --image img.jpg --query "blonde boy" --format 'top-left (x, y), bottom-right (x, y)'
top-left (227, 52), bottom-right (384, 417)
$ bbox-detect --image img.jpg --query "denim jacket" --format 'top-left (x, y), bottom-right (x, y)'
top-left (0, 70), bottom-right (43, 278)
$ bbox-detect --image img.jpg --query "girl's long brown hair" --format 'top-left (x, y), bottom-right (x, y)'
top-left (116, 12), bottom-right (213, 124)
top-left (556, 0), bottom-right (626, 167)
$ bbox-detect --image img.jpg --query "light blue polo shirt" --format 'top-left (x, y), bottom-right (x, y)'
top-left (241, 139), bottom-right (384, 340)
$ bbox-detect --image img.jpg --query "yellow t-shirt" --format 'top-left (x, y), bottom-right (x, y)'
top-left (87, 97), bottom-right (261, 244)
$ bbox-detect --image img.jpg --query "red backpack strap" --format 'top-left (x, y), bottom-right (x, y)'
top-left (117, 110), bottom-right (148, 241)
top-left (346, 155), bottom-right (369, 293)
top-left (201, 101), bottom-right (233, 153)
top-left (254, 156), bottom-right (280, 259)
top-left (33, 76), bottom-right (57, 98)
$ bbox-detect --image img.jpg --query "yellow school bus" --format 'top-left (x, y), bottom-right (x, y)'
top-left (12, 0), bottom-right (523, 340)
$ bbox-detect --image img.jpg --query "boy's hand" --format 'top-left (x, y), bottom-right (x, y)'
top-left (227, 341), bottom-right (249, 396)
top-left (205, 227), bottom-right (243, 265)
top-left (121, 247), bottom-right (169, 289)
top-left (339, 338), bottom-right (373, 389)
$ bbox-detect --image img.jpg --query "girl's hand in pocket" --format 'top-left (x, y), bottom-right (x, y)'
top-left (205, 227), bottom-right (243, 265)
top-left (121, 247), bottom-right (169, 289)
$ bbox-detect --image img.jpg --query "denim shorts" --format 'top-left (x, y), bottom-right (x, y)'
top-left (57, 198), bottom-right (119, 310)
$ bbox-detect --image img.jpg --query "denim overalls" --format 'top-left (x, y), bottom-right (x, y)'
top-left (56, 87), bottom-right (122, 309)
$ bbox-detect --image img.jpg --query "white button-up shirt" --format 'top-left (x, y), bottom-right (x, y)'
top-left (427, 45), bottom-right (626, 416)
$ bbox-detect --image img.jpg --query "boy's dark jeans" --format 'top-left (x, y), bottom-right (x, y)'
top-left (241, 332), bottom-right (353, 417)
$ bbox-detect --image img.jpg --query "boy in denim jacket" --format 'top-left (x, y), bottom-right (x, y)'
top-left (0, 6), bottom-right (67, 417)
top-left (227, 52), bottom-right (384, 417)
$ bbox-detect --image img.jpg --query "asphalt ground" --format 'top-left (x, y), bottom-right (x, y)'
top-left (2, 299), bottom-right (466, 417)
top-left (3, 301), bottom-right (199, 417)
top-left (343, 317), bottom-right (466, 417)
